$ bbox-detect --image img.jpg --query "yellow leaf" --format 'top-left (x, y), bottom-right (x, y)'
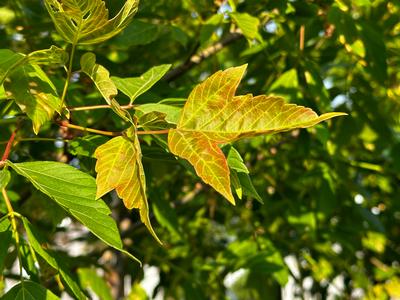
top-left (168, 65), bottom-right (346, 204)
top-left (95, 128), bottom-right (161, 244)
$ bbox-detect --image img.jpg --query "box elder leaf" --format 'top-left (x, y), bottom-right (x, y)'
top-left (95, 127), bottom-right (161, 244)
top-left (168, 65), bottom-right (346, 204)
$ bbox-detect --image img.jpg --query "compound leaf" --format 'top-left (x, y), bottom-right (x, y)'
top-left (112, 64), bottom-right (172, 104)
top-left (44, 0), bottom-right (139, 45)
top-left (168, 65), bottom-right (346, 204)
top-left (95, 128), bottom-right (161, 244)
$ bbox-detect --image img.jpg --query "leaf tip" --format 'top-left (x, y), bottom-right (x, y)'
top-left (226, 193), bottom-right (236, 206)
top-left (319, 111), bottom-right (348, 121)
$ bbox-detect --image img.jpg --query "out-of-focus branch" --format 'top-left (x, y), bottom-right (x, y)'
top-left (165, 31), bottom-right (243, 82)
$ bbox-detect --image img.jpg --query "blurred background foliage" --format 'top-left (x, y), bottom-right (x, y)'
top-left (0, 0), bottom-right (399, 299)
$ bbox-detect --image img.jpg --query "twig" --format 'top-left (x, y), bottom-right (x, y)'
top-left (58, 121), bottom-right (121, 137)
top-left (68, 104), bottom-right (136, 112)
top-left (1, 127), bottom-right (19, 161)
top-left (0, 138), bottom-right (70, 145)
top-left (165, 31), bottom-right (243, 82)
top-left (299, 25), bottom-right (305, 51)
top-left (57, 121), bottom-right (170, 137)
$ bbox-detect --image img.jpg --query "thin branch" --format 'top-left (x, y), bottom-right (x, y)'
top-left (1, 127), bottom-right (19, 161)
top-left (58, 121), bottom-right (122, 137)
top-left (299, 25), bottom-right (305, 51)
top-left (165, 31), bottom-right (243, 82)
top-left (58, 120), bottom-right (170, 137)
top-left (0, 138), bottom-right (70, 145)
top-left (68, 104), bottom-right (135, 112)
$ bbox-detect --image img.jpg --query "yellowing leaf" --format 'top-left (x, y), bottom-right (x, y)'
top-left (44, 0), bottom-right (139, 45)
top-left (81, 52), bottom-right (132, 123)
top-left (169, 130), bottom-right (234, 204)
top-left (0, 47), bottom-right (68, 85)
top-left (5, 64), bottom-right (62, 134)
top-left (168, 65), bottom-right (346, 204)
top-left (95, 128), bottom-right (161, 244)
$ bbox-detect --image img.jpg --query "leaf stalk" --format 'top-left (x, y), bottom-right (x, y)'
top-left (58, 121), bottom-right (121, 137)
top-left (58, 121), bottom-right (170, 137)
top-left (1, 188), bottom-right (23, 280)
top-left (68, 104), bottom-right (136, 112)
top-left (60, 43), bottom-right (77, 109)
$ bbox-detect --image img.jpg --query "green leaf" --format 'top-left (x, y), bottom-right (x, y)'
top-left (112, 64), bottom-right (172, 104)
top-left (0, 85), bottom-right (6, 99)
top-left (1, 281), bottom-right (60, 300)
top-left (227, 238), bottom-right (289, 285)
top-left (230, 12), bottom-right (262, 42)
top-left (0, 169), bottom-right (11, 189)
top-left (44, 0), bottom-right (139, 45)
top-left (230, 170), bottom-right (243, 199)
top-left (151, 189), bottom-right (181, 237)
top-left (327, 6), bottom-right (358, 44)
top-left (4, 64), bottom-right (62, 134)
top-left (135, 103), bottom-right (182, 124)
top-left (78, 268), bottom-right (113, 300)
top-left (169, 25), bottom-right (189, 47)
top-left (360, 22), bottom-right (388, 83)
top-left (200, 14), bottom-right (224, 46)
top-left (0, 47), bottom-right (68, 86)
top-left (226, 146), bottom-right (263, 203)
top-left (27, 46), bottom-right (69, 66)
top-left (21, 217), bottom-right (85, 299)
top-left (226, 146), bottom-right (249, 174)
top-left (236, 172), bottom-right (263, 204)
top-left (137, 111), bottom-right (168, 130)
top-left (95, 128), bottom-right (161, 244)
top-left (0, 49), bottom-right (25, 85)
top-left (7, 161), bottom-right (140, 264)
top-left (80, 52), bottom-right (132, 122)
top-left (69, 135), bottom-right (109, 158)
top-left (168, 65), bottom-right (345, 204)
top-left (225, 146), bottom-right (264, 204)
top-left (114, 20), bottom-right (161, 47)
top-left (19, 240), bottom-right (40, 282)
top-left (0, 218), bottom-right (12, 274)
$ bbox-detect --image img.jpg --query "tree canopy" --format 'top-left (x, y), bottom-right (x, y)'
top-left (0, 0), bottom-right (399, 299)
